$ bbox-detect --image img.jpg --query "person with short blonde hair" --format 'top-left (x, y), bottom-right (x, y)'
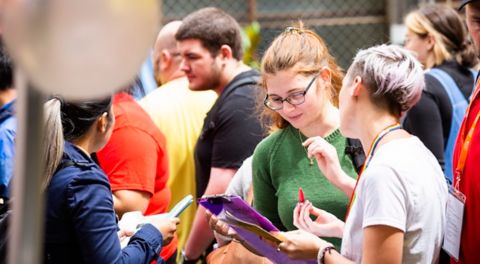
top-left (403, 4), bottom-right (478, 182)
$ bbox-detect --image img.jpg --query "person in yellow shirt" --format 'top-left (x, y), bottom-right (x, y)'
top-left (139, 21), bottom-right (217, 258)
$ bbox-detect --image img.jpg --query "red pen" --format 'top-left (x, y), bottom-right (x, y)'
top-left (298, 187), bottom-right (305, 203)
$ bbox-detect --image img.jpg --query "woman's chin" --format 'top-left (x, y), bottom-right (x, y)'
top-left (339, 125), bottom-right (356, 138)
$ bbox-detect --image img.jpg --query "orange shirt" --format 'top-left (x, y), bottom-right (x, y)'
top-left (97, 92), bottom-right (176, 260)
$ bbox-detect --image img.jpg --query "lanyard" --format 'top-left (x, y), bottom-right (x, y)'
top-left (345, 123), bottom-right (402, 219)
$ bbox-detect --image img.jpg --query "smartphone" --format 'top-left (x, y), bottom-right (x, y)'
top-left (168, 194), bottom-right (193, 218)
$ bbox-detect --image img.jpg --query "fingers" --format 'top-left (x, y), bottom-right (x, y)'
top-left (296, 201), bottom-right (311, 231)
top-left (206, 210), bottom-right (234, 237)
top-left (117, 229), bottom-right (133, 239)
top-left (171, 217), bottom-right (180, 225)
top-left (277, 236), bottom-right (304, 260)
top-left (302, 136), bottom-right (322, 147)
top-left (302, 204), bottom-right (316, 229)
top-left (309, 205), bottom-right (322, 217)
top-left (306, 139), bottom-right (327, 158)
top-left (293, 203), bottom-right (301, 228)
top-left (277, 241), bottom-right (287, 252)
top-left (206, 210), bottom-right (218, 230)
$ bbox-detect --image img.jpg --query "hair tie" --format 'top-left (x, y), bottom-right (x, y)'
top-left (284, 26), bottom-right (303, 34)
top-left (51, 95), bottom-right (64, 106)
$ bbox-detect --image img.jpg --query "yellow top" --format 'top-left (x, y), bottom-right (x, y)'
top-left (139, 77), bottom-right (217, 253)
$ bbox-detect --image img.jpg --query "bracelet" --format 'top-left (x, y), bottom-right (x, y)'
top-left (317, 246), bottom-right (336, 264)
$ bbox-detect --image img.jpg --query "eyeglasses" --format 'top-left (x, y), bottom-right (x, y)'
top-left (264, 75), bottom-right (318, 111)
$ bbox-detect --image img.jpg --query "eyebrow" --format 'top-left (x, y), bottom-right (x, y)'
top-left (183, 51), bottom-right (199, 57)
top-left (267, 88), bottom-right (305, 97)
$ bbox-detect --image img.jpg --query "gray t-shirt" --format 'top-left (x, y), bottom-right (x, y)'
top-left (225, 156), bottom-right (253, 200)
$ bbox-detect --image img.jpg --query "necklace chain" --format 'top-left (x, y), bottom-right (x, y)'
top-left (297, 130), bottom-right (314, 166)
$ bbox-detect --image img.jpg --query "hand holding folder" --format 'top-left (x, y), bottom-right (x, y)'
top-left (199, 194), bottom-right (316, 264)
top-left (223, 211), bottom-right (285, 246)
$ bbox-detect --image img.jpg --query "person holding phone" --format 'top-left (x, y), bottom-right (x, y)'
top-left (96, 86), bottom-right (178, 263)
top-left (42, 96), bottom-right (179, 264)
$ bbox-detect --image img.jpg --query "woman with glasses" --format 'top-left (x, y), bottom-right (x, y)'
top-left (251, 25), bottom-right (359, 249)
top-left (278, 45), bottom-right (447, 263)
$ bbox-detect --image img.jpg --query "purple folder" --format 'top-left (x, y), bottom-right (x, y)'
top-left (199, 194), bottom-right (317, 264)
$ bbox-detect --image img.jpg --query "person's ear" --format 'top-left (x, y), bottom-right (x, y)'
top-left (319, 67), bottom-right (332, 86)
top-left (97, 112), bottom-right (109, 134)
top-left (426, 34), bottom-right (436, 51)
top-left (218, 45), bottom-right (233, 61)
top-left (351, 76), bottom-right (363, 97)
top-left (159, 50), bottom-right (172, 71)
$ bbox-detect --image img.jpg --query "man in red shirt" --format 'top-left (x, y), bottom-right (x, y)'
top-left (453, 1), bottom-right (480, 263)
top-left (96, 91), bottom-right (177, 263)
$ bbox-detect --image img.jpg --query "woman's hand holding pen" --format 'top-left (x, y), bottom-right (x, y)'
top-left (293, 201), bottom-right (344, 238)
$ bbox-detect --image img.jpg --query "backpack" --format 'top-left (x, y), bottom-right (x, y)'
top-left (426, 68), bottom-right (476, 184)
top-left (0, 159), bottom-right (75, 264)
top-left (345, 138), bottom-right (365, 173)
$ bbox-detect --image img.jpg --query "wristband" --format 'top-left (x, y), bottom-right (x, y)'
top-left (317, 245), bottom-right (336, 264)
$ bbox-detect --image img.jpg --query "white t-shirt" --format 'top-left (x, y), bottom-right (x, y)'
top-left (341, 137), bottom-right (447, 264)
top-left (225, 156), bottom-right (253, 200)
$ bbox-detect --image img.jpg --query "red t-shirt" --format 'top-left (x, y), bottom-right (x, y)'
top-left (452, 82), bottom-right (480, 264)
top-left (97, 92), bottom-right (176, 260)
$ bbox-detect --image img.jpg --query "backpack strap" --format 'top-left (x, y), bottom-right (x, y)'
top-left (208, 71), bottom-right (260, 119)
top-left (199, 71), bottom-right (260, 139)
top-left (426, 68), bottom-right (472, 184)
top-left (345, 138), bottom-right (365, 173)
top-left (54, 160), bottom-right (76, 175)
top-left (218, 71), bottom-right (260, 101)
top-left (469, 68), bottom-right (478, 84)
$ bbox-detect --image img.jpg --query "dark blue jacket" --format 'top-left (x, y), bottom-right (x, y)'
top-left (44, 141), bottom-right (163, 264)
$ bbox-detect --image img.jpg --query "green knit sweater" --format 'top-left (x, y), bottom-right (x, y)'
top-left (252, 125), bottom-right (358, 248)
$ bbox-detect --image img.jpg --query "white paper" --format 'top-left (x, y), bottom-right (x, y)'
top-left (442, 192), bottom-right (465, 261)
top-left (118, 211), bottom-right (168, 248)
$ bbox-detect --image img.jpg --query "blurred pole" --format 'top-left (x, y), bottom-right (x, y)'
top-left (248, 0), bottom-right (257, 23)
top-left (387, 0), bottom-right (409, 45)
top-left (9, 70), bottom-right (46, 264)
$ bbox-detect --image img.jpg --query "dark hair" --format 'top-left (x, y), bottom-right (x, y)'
top-left (406, 4), bottom-right (478, 68)
top-left (175, 7), bottom-right (243, 60)
top-left (42, 96), bottom-right (113, 189)
top-left (60, 97), bottom-right (113, 141)
top-left (0, 45), bottom-right (13, 91)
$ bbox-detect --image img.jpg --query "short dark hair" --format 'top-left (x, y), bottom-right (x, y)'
top-left (0, 44), bottom-right (13, 91)
top-left (175, 7), bottom-right (244, 60)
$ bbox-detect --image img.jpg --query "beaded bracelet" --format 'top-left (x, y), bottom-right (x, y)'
top-left (317, 245), bottom-right (336, 264)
